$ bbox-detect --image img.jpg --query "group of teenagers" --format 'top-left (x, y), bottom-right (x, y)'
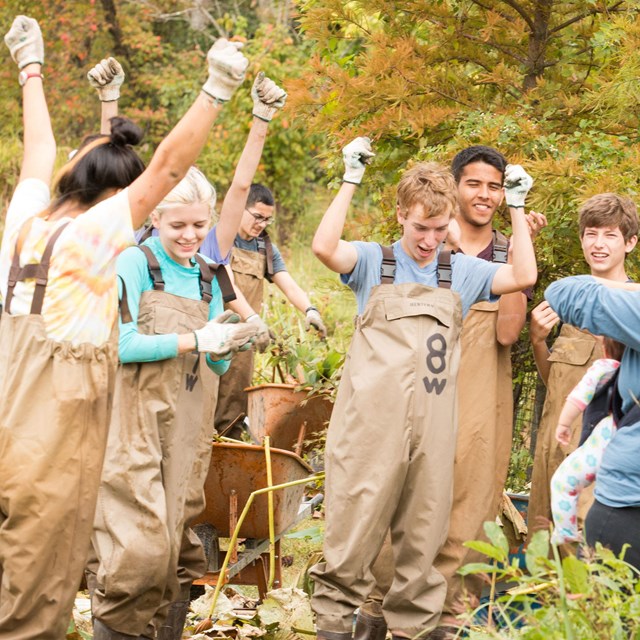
top-left (0, 12), bottom-right (639, 640)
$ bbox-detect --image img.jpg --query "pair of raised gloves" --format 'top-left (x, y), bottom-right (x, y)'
top-left (341, 137), bottom-right (533, 205)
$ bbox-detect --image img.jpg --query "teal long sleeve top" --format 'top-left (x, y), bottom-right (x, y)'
top-left (117, 237), bottom-right (229, 376)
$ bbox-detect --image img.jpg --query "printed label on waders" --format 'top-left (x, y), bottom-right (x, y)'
top-left (185, 357), bottom-right (199, 392)
top-left (423, 332), bottom-right (448, 395)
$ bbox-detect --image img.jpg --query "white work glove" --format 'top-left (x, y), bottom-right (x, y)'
top-left (194, 311), bottom-right (258, 359)
top-left (342, 136), bottom-right (375, 185)
top-left (202, 38), bottom-right (249, 103)
top-left (251, 71), bottom-right (287, 122)
top-left (305, 307), bottom-right (327, 339)
top-left (4, 15), bottom-right (44, 70)
top-left (246, 313), bottom-right (271, 352)
top-left (504, 164), bottom-right (533, 209)
top-left (87, 57), bottom-right (124, 102)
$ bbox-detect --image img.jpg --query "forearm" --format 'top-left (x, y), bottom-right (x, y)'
top-left (557, 399), bottom-right (582, 429)
top-left (546, 276), bottom-right (640, 351)
top-left (216, 118), bottom-right (269, 256)
top-left (20, 62), bottom-right (55, 184)
top-left (506, 205), bottom-right (537, 289)
top-left (273, 271), bottom-right (311, 313)
top-left (119, 325), bottom-right (179, 363)
top-left (311, 182), bottom-right (358, 273)
top-left (531, 339), bottom-right (552, 386)
top-left (100, 99), bottom-right (118, 135)
top-left (496, 291), bottom-right (527, 346)
top-left (227, 292), bottom-right (258, 319)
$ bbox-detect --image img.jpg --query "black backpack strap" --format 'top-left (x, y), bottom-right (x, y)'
top-left (580, 368), bottom-right (619, 446)
top-left (379, 244), bottom-right (396, 284)
top-left (257, 231), bottom-right (275, 282)
top-left (492, 230), bottom-right (509, 264)
top-left (118, 275), bottom-right (133, 324)
top-left (138, 245), bottom-right (165, 291)
top-left (437, 248), bottom-right (452, 289)
top-left (6, 222), bottom-right (70, 315)
top-left (611, 373), bottom-right (640, 430)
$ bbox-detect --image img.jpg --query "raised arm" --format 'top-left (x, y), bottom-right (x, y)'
top-left (312, 137), bottom-right (374, 274)
top-left (5, 16), bottom-right (55, 185)
top-left (127, 39), bottom-right (248, 230)
top-left (87, 57), bottom-right (124, 135)
top-left (529, 300), bottom-right (560, 386)
top-left (215, 73), bottom-right (286, 256)
top-left (489, 165), bottom-right (538, 295)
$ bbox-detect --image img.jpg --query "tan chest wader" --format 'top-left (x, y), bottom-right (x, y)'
top-left (527, 324), bottom-right (602, 542)
top-left (434, 231), bottom-right (513, 616)
top-left (0, 224), bottom-right (118, 640)
top-left (86, 247), bottom-right (235, 638)
top-left (310, 247), bottom-right (464, 638)
top-left (213, 232), bottom-right (274, 438)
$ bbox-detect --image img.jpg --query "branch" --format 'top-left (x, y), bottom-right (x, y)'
top-left (549, 1), bottom-right (625, 35)
top-left (471, 0), bottom-right (534, 31)
top-left (458, 31), bottom-right (528, 65)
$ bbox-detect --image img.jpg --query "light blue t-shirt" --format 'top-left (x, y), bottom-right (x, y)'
top-left (341, 241), bottom-right (501, 317)
top-left (117, 237), bottom-right (229, 375)
top-left (546, 275), bottom-right (640, 508)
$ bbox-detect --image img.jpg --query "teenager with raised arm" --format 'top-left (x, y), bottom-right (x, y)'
top-left (309, 137), bottom-right (537, 639)
top-left (0, 17), bottom-right (251, 639)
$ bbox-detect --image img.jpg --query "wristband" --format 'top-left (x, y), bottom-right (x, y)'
top-left (507, 204), bottom-right (525, 209)
top-left (305, 306), bottom-right (319, 314)
top-left (18, 71), bottom-right (44, 87)
top-left (246, 314), bottom-right (259, 322)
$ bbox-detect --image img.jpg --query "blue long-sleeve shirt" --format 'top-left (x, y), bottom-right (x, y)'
top-left (545, 275), bottom-right (640, 508)
top-left (117, 237), bottom-right (229, 376)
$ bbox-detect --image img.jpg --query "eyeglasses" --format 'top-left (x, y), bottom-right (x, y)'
top-left (246, 209), bottom-right (274, 226)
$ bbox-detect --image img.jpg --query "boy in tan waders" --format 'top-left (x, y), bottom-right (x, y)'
top-left (211, 182), bottom-right (328, 439)
top-left (527, 193), bottom-right (638, 541)
top-left (309, 138), bottom-right (538, 640)
top-left (355, 146), bottom-right (547, 639)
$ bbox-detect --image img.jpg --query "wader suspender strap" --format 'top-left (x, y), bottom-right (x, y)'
top-left (138, 225), bottom-right (154, 243)
top-left (256, 232), bottom-right (275, 282)
top-left (118, 276), bottom-right (133, 324)
top-left (5, 222), bottom-right (70, 315)
top-left (193, 254), bottom-right (237, 304)
top-left (137, 246), bottom-right (237, 304)
top-left (378, 244), bottom-right (452, 289)
top-left (611, 374), bottom-right (640, 430)
top-left (492, 230), bottom-right (509, 264)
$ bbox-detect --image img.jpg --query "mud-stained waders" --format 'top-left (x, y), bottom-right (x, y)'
top-left (0, 223), bottom-right (119, 640)
top-left (86, 247), bottom-right (235, 639)
top-left (311, 246), bottom-right (464, 638)
top-left (214, 232), bottom-right (274, 438)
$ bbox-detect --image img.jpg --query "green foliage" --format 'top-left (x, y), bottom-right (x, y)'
top-left (460, 526), bottom-right (640, 639)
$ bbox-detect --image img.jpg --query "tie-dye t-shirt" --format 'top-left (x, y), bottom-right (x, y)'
top-left (0, 178), bottom-right (135, 346)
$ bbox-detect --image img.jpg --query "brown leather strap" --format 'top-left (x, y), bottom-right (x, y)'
top-left (138, 224), bottom-right (154, 243)
top-left (118, 275), bottom-right (133, 324)
top-left (211, 261), bottom-right (236, 304)
top-left (138, 245), bottom-right (165, 291)
top-left (6, 222), bottom-right (70, 315)
top-left (257, 231), bottom-right (275, 282)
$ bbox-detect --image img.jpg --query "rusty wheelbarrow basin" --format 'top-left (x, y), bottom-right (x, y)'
top-left (245, 383), bottom-right (333, 454)
top-left (193, 441), bottom-right (314, 539)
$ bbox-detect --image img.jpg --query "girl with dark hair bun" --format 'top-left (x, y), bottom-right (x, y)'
top-left (0, 15), bottom-right (250, 640)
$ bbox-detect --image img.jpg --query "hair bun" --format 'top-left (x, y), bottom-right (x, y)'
top-left (109, 116), bottom-right (143, 147)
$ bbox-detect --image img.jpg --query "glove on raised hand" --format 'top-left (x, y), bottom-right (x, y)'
top-left (342, 136), bottom-right (375, 185)
top-left (87, 57), bottom-right (125, 101)
top-left (202, 38), bottom-right (248, 102)
top-left (246, 314), bottom-right (271, 352)
top-left (251, 71), bottom-right (287, 122)
top-left (5, 15), bottom-right (44, 70)
top-left (504, 164), bottom-right (533, 208)
top-left (305, 307), bottom-right (327, 339)
top-left (194, 311), bottom-right (258, 359)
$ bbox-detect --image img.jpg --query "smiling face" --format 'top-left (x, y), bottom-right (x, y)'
top-left (238, 202), bottom-right (275, 240)
top-left (397, 204), bottom-right (451, 267)
top-left (580, 225), bottom-right (638, 278)
top-left (456, 161), bottom-right (504, 229)
top-left (152, 202), bottom-right (210, 266)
